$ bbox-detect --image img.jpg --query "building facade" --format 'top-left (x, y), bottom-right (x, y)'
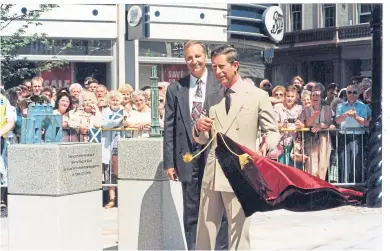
top-left (124, 4), bottom-right (281, 90)
top-left (1, 4), bottom-right (119, 89)
top-left (272, 3), bottom-right (373, 88)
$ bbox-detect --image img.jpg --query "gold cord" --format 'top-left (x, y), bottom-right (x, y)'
top-left (182, 121), bottom-right (252, 169)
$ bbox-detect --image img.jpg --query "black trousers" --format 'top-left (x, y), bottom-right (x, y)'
top-left (337, 134), bottom-right (364, 183)
top-left (181, 159), bottom-right (228, 250)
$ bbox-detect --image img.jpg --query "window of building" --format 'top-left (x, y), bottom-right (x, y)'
top-left (323, 4), bottom-right (336, 27)
top-left (359, 4), bottom-right (371, 24)
top-left (291, 4), bottom-right (302, 31)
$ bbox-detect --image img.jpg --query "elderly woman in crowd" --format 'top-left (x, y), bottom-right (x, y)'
top-left (69, 83), bottom-right (83, 101)
top-left (304, 89), bottom-right (333, 180)
top-left (74, 91), bottom-right (101, 142)
top-left (273, 86), bottom-right (305, 167)
top-left (301, 90), bottom-right (311, 108)
top-left (101, 90), bottom-right (128, 208)
top-left (125, 90), bottom-right (151, 137)
top-left (53, 92), bottom-right (80, 142)
top-left (118, 83), bottom-right (134, 112)
top-left (270, 85), bottom-right (285, 106)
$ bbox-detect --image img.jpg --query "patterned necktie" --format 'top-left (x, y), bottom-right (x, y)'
top-left (191, 79), bottom-right (203, 123)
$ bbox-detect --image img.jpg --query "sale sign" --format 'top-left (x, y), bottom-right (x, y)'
top-left (163, 64), bottom-right (189, 83)
top-left (41, 66), bottom-right (72, 89)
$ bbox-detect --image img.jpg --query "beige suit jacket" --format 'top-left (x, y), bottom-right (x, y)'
top-left (193, 79), bottom-right (280, 192)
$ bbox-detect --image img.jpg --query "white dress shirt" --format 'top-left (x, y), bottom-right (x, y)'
top-left (189, 69), bottom-right (208, 114)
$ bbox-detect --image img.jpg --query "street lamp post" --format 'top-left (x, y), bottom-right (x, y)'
top-left (366, 4), bottom-right (382, 208)
top-left (150, 65), bottom-right (161, 137)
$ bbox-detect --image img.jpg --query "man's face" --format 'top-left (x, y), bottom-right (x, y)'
top-left (293, 79), bottom-right (303, 89)
top-left (211, 54), bottom-right (239, 86)
top-left (327, 87), bottom-right (339, 99)
top-left (184, 44), bottom-right (207, 79)
top-left (346, 86), bottom-right (359, 103)
top-left (42, 91), bottom-right (52, 101)
top-left (88, 83), bottom-right (98, 93)
top-left (96, 87), bottom-right (107, 98)
top-left (32, 81), bottom-right (43, 95)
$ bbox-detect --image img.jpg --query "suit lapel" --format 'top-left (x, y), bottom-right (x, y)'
top-left (177, 76), bottom-right (193, 141)
top-left (215, 80), bottom-right (251, 134)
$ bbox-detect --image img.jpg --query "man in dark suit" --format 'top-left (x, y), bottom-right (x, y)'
top-left (163, 41), bottom-right (228, 250)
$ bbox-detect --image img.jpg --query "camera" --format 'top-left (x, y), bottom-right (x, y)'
top-left (287, 118), bottom-right (296, 123)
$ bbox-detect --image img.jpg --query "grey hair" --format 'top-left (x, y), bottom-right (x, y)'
top-left (211, 44), bottom-right (239, 66)
top-left (131, 90), bottom-right (146, 102)
top-left (69, 83), bottom-right (83, 92)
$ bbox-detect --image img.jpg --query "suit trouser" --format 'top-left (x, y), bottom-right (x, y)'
top-left (182, 162), bottom-right (228, 250)
top-left (196, 188), bottom-right (250, 250)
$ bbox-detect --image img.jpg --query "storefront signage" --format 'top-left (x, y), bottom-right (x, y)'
top-left (41, 66), bottom-right (72, 89)
top-left (262, 6), bottom-right (284, 43)
top-left (163, 65), bottom-right (189, 83)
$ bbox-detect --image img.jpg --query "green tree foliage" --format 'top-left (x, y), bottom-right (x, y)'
top-left (0, 4), bottom-right (71, 86)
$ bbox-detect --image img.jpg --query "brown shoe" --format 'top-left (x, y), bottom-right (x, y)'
top-left (104, 200), bottom-right (115, 209)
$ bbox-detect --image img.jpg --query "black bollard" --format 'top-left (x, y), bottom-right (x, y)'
top-left (366, 4), bottom-right (382, 208)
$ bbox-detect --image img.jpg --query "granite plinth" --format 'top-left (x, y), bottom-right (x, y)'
top-left (118, 138), bottom-right (186, 250)
top-left (8, 142), bottom-right (102, 196)
top-left (118, 138), bottom-right (168, 181)
top-left (8, 190), bottom-right (102, 251)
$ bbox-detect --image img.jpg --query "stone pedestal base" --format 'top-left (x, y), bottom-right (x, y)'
top-left (118, 138), bottom-right (186, 250)
top-left (8, 191), bottom-right (102, 250)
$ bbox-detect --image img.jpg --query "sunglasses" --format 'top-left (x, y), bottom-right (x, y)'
top-left (274, 93), bottom-right (284, 97)
top-left (262, 84), bottom-right (271, 88)
top-left (347, 91), bottom-right (358, 95)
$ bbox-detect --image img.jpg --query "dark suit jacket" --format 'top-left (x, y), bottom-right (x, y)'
top-left (163, 71), bottom-right (221, 183)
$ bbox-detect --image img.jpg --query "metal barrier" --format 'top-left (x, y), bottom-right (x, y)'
top-left (276, 127), bottom-right (369, 186)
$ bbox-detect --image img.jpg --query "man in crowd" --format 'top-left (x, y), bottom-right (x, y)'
top-left (335, 84), bottom-right (368, 183)
top-left (325, 83), bottom-right (340, 106)
top-left (194, 45), bottom-right (279, 250)
top-left (31, 76), bottom-right (44, 96)
top-left (163, 40), bottom-right (228, 250)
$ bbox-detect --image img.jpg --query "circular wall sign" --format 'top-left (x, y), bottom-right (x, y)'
top-left (127, 5), bottom-right (142, 27)
top-left (262, 6), bottom-right (285, 43)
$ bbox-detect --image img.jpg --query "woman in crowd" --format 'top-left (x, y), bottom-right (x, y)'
top-left (118, 83), bottom-right (134, 112)
top-left (97, 98), bottom-right (108, 113)
top-left (301, 90), bottom-right (311, 108)
top-left (53, 92), bottom-right (80, 142)
top-left (101, 90), bottom-right (127, 208)
top-left (75, 91), bottom-right (101, 142)
top-left (273, 86), bottom-right (305, 167)
top-left (125, 90), bottom-right (151, 138)
top-left (304, 90), bottom-right (333, 180)
top-left (270, 85), bottom-right (285, 106)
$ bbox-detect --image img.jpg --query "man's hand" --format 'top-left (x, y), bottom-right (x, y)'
top-left (257, 136), bottom-right (267, 156)
top-left (196, 117), bottom-right (214, 132)
top-left (166, 168), bottom-right (178, 181)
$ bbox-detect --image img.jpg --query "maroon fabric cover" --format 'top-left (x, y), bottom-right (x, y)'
top-left (215, 134), bottom-right (364, 217)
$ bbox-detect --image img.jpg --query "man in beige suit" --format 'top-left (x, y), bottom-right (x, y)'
top-left (193, 45), bottom-right (280, 250)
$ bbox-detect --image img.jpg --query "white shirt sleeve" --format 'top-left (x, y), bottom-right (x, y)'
top-left (5, 100), bottom-right (16, 121)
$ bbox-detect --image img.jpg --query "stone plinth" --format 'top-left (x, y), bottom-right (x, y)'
top-left (7, 142), bottom-right (103, 251)
top-left (118, 138), bottom-right (186, 250)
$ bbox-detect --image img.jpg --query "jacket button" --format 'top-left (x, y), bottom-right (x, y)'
top-left (236, 128), bottom-right (239, 131)
top-left (179, 133), bottom-right (182, 136)
top-left (178, 117), bottom-right (181, 121)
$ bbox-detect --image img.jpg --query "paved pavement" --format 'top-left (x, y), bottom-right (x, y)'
top-left (1, 205), bottom-right (381, 250)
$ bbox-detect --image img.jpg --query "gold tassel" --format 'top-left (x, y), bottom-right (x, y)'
top-left (238, 153), bottom-right (252, 169)
top-left (182, 153), bottom-right (194, 163)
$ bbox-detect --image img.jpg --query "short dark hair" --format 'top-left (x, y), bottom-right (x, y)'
top-left (41, 87), bottom-right (53, 97)
top-left (211, 45), bottom-right (239, 66)
top-left (54, 91), bottom-right (73, 113)
top-left (327, 83), bottom-right (339, 91)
